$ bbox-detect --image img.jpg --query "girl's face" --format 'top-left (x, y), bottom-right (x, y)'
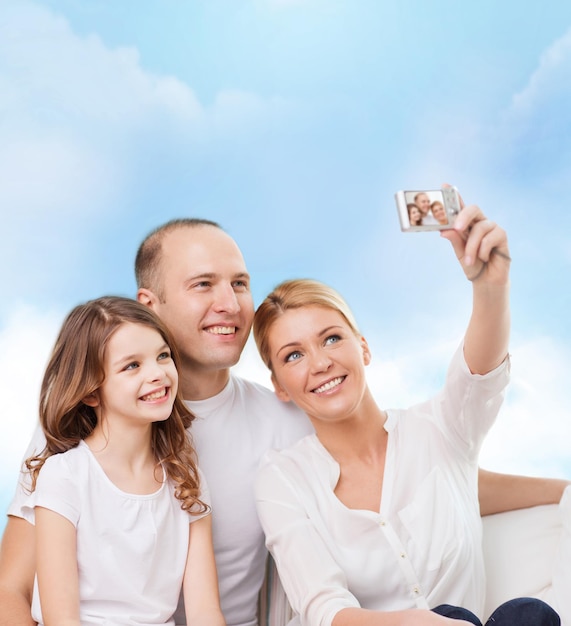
top-left (267, 305), bottom-right (371, 424)
top-left (409, 206), bottom-right (421, 224)
top-left (93, 322), bottom-right (178, 427)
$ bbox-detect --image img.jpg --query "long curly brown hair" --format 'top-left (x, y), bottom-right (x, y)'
top-left (25, 296), bottom-right (207, 514)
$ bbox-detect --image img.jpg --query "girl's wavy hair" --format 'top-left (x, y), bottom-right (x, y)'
top-left (26, 296), bottom-right (207, 514)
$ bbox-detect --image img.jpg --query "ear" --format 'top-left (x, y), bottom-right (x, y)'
top-left (82, 392), bottom-right (100, 408)
top-left (360, 336), bottom-right (372, 366)
top-left (137, 288), bottom-right (160, 311)
top-left (271, 373), bottom-right (291, 403)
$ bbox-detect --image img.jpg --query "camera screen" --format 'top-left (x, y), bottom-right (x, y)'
top-left (403, 190), bottom-right (449, 227)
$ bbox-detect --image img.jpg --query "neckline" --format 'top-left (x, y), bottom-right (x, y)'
top-left (79, 440), bottom-right (166, 499)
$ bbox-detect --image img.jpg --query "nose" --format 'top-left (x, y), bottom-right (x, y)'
top-left (309, 349), bottom-right (333, 374)
top-left (212, 283), bottom-right (241, 314)
top-left (147, 361), bottom-right (166, 383)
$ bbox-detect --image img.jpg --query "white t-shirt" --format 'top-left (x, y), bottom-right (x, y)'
top-left (255, 346), bottom-right (510, 626)
top-left (182, 376), bottom-right (313, 626)
top-left (10, 376), bottom-right (313, 626)
top-left (21, 441), bottom-right (209, 626)
top-left (421, 212), bottom-right (439, 226)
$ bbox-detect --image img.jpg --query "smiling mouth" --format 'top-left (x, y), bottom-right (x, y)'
top-left (205, 326), bottom-right (236, 335)
top-left (140, 388), bottom-right (168, 402)
top-left (312, 376), bottom-right (345, 394)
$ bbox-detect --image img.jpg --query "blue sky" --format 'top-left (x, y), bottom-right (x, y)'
top-left (1, 0), bottom-right (571, 529)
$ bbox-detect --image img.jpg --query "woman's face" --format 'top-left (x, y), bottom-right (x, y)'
top-left (267, 305), bottom-right (371, 424)
top-left (432, 202), bottom-right (448, 225)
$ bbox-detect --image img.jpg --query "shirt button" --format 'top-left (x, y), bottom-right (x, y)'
top-left (379, 519), bottom-right (386, 526)
top-left (400, 552), bottom-right (406, 559)
top-left (413, 586), bottom-right (420, 595)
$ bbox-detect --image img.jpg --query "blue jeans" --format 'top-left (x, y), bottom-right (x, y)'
top-left (432, 598), bottom-right (560, 626)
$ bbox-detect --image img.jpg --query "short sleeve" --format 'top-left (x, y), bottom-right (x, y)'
top-left (21, 453), bottom-right (81, 527)
top-left (7, 424), bottom-right (47, 518)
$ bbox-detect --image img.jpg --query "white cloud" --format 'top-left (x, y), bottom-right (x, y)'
top-left (0, 2), bottom-right (202, 127)
top-left (510, 26), bottom-right (571, 117)
top-left (496, 26), bottom-right (571, 184)
top-left (0, 0), bottom-right (203, 223)
top-left (480, 337), bottom-right (571, 478)
top-left (0, 0), bottom-right (305, 305)
top-left (0, 305), bottom-right (63, 494)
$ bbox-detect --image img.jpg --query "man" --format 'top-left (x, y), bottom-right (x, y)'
top-left (1, 218), bottom-right (568, 626)
top-left (135, 219), bottom-right (312, 625)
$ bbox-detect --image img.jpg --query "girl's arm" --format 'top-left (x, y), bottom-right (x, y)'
top-left (35, 507), bottom-right (80, 626)
top-left (440, 202), bottom-right (511, 375)
top-left (183, 514), bottom-right (225, 626)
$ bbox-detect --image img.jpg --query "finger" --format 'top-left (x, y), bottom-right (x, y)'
top-left (453, 204), bottom-right (486, 234)
top-left (463, 219), bottom-right (497, 264)
top-left (465, 221), bottom-right (509, 264)
top-left (440, 228), bottom-right (466, 261)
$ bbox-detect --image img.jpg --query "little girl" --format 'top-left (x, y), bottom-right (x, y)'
top-left (23, 296), bottom-right (225, 626)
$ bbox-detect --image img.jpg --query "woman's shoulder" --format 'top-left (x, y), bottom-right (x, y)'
top-left (259, 433), bottom-right (319, 467)
top-left (256, 434), bottom-right (335, 494)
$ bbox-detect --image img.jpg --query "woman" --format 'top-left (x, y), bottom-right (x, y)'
top-left (431, 200), bottom-right (449, 225)
top-left (253, 202), bottom-right (559, 626)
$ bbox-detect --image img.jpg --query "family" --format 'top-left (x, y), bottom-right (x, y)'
top-left (407, 193), bottom-right (450, 227)
top-left (0, 195), bottom-right (569, 626)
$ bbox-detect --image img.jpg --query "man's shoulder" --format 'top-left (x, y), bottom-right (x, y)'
top-left (230, 375), bottom-right (294, 411)
top-left (230, 374), bottom-right (314, 441)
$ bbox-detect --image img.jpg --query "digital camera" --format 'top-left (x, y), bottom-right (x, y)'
top-left (395, 186), bottom-right (461, 232)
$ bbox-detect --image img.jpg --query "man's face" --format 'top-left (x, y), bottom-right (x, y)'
top-left (415, 193), bottom-right (430, 215)
top-left (148, 226), bottom-right (255, 374)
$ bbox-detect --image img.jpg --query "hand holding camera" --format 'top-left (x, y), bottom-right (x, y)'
top-left (395, 185), bottom-right (510, 285)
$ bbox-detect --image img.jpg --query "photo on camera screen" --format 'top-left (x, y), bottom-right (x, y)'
top-left (395, 188), bottom-right (461, 232)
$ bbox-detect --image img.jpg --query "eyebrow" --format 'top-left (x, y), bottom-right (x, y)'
top-left (275, 325), bottom-right (344, 357)
top-left (183, 271), bottom-right (251, 286)
top-left (112, 342), bottom-right (170, 368)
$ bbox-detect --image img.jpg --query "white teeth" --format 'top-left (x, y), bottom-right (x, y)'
top-left (313, 377), bottom-right (344, 394)
top-left (206, 326), bottom-right (236, 335)
top-left (141, 389), bottom-right (167, 401)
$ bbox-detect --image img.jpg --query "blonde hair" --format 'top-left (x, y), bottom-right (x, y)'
top-left (26, 296), bottom-right (207, 513)
top-left (253, 278), bottom-right (360, 371)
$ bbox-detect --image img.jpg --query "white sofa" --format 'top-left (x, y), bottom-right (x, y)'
top-left (259, 489), bottom-right (570, 626)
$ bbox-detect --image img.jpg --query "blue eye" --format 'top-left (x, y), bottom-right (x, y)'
top-left (324, 335), bottom-right (341, 346)
top-left (124, 362), bottom-right (139, 371)
top-left (285, 351), bottom-right (302, 363)
top-left (158, 351), bottom-right (171, 361)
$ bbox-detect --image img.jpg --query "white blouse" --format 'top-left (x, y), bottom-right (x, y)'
top-left (256, 345), bottom-right (510, 626)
